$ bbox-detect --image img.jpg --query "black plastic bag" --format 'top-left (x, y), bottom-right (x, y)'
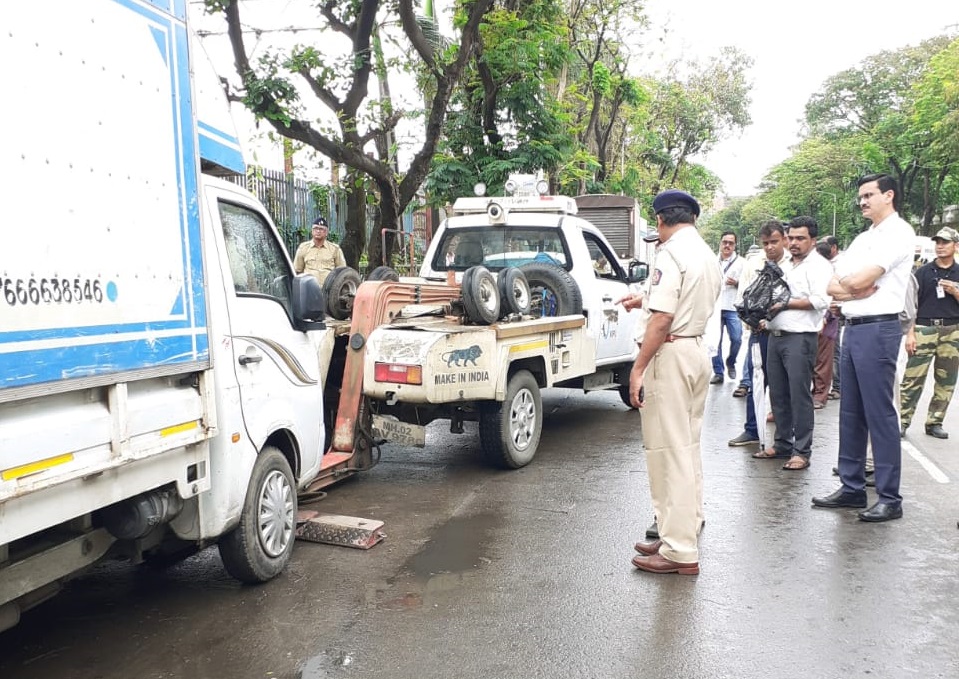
top-left (735, 261), bottom-right (791, 329)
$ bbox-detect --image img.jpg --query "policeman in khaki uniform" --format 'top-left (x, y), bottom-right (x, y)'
top-left (619, 190), bottom-right (720, 575)
top-left (293, 216), bottom-right (346, 285)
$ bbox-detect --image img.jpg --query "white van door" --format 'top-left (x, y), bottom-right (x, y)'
top-left (205, 185), bottom-right (324, 478)
top-left (583, 233), bottom-right (638, 363)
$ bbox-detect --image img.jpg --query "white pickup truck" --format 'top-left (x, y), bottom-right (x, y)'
top-left (361, 179), bottom-right (647, 467)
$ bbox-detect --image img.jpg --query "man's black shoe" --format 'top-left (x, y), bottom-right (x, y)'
top-left (709, 374), bottom-right (724, 385)
top-left (858, 502), bottom-right (903, 522)
top-left (811, 488), bottom-right (868, 509)
top-left (925, 424), bottom-right (948, 439)
top-left (727, 365), bottom-right (737, 380)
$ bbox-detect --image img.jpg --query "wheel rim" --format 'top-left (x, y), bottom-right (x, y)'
top-left (510, 278), bottom-right (530, 312)
top-left (478, 276), bottom-right (498, 314)
top-left (257, 469), bottom-right (295, 558)
top-left (531, 287), bottom-right (558, 316)
top-left (509, 387), bottom-right (537, 452)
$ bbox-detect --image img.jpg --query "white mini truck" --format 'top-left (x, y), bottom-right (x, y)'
top-left (0, 1), bottom-right (349, 632)
top-left (362, 178), bottom-right (648, 467)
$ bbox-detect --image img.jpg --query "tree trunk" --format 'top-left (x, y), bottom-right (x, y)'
top-left (341, 170), bottom-right (367, 270)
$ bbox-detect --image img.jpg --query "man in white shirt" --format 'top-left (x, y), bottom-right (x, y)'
top-left (710, 231), bottom-right (745, 384)
top-left (813, 173), bottom-right (915, 522)
top-left (752, 217), bottom-right (833, 470)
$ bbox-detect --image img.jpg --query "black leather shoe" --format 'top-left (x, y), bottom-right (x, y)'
top-left (727, 365), bottom-right (737, 380)
top-left (858, 502), bottom-right (903, 522)
top-left (645, 519), bottom-right (659, 539)
top-left (812, 488), bottom-right (867, 509)
top-left (709, 374), bottom-right (724, 385)
top-left (925, 424), bottom-right (948, 439)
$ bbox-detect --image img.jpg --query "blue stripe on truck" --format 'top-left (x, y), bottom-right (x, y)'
top-left (0, 332), bottom-right (209, 389)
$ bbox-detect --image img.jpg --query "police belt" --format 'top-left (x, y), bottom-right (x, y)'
top-left (916, 317), bottom-right (959, 327)
top-left (840, 313), bottom-right (899, 327)
top-left (664, 334), bottom-right (697, 342)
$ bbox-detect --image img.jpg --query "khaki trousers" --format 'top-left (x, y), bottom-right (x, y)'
top-left (641, 337), bottom-right (709, 564)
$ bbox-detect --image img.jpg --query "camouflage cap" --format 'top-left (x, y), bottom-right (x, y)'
top-left (932, 226), bottom-right (959, 243)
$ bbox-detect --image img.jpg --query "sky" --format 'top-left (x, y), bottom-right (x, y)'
top-left (642, 0), bottom-right (959, 196)
top-left (193, 1), bottom-right (958, 197)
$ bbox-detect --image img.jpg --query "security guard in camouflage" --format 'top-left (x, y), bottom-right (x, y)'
top-left (899, 226), bottom-right (959, 440)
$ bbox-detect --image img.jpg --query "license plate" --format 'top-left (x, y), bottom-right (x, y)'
top-left (372, 414), bottom-right (426, 447)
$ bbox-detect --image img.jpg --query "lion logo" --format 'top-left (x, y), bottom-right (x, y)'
top-left (441, 345), bottom-right (483, 367)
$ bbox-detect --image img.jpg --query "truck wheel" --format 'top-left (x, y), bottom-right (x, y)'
top-left (618, 385), bottom-right (638, 409)
top-left (498, 267), bottom-right (531, 316)
top-left (518, 262), bottom-right (583, 317)
top-left (462, 265), bottom-right (501, 325)
top-left (479, 370), bottom-right (542, 468)
top-left (367, 265), bottom-right (400, 282)
top-left (323, 266), bottom-right (362, 320)
top-left (218, 446), bottom-right (297, 584)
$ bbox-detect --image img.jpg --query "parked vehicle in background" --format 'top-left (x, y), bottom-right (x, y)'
top-left (575, 194), bottom-right (655, 264)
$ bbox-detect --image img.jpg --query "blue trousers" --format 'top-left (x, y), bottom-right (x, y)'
top-left (743, 331), bottom-right (769, 438)
top-left (836, 320), bottom-right (903, 505)
top-left (712, 310), bottom-right (743, 376)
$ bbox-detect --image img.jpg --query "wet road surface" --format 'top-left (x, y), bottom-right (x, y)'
top-left (2, 373), bottom-right (957, 679)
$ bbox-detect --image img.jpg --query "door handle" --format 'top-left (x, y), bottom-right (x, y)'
top-left (238, 353), bottom-right (262, 366)
top-left (602, 295), bottom-right (613, 302)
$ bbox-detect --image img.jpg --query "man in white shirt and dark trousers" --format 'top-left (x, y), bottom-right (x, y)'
top-left (752, 217), bottom-right (833, 470)
top-left (813, 174), bottom-right (915, 522)
top-left (710, 231), bottom-right (744, 384)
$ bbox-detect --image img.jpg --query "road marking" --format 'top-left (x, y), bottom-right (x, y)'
top-left (903, 440), bottom-right (950, 483)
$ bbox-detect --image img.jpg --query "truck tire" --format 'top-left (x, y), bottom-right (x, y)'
top-left (218, 446), bottom-right (297, 584)
top-left (479, 370), bottom-right (542, 468)
top-left (498, 267), bottom-right (531, 316)
top-left (618, 384), bottom-right (638, 409)
top-left (323, 266), bottom-right (362, 320)
top-left (462, 265), bottom-right (501, 325)
top-left (518, 262), bottom-right (583, 317)
top-left (367, 265), bottom-right (400, 282)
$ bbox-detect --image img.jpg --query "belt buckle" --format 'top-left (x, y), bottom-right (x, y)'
top-left (933, 319), bottom-right (943, 326)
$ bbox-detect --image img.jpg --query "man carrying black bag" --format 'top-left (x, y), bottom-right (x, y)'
top-left (728, 221), bottom-right (790, 448)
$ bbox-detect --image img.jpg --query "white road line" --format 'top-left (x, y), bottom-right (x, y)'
top-left (903, 440), bottom-right (950, 483)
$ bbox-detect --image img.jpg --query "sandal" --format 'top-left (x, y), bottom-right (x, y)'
top-left (732, 386), bottom-right (749, 398)
top-left (782, 456), bottom-right (810, 470)
top-left (752, 448), bottom-right (789, 459)
top-left (813, 401), bottom-right (826, 410)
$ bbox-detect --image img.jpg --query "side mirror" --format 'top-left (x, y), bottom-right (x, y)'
top-left (628, 260), bottom-right (648, 283)
top-left (292, 274), bottom-right (326, 330)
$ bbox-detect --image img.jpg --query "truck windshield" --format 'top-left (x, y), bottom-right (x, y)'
top-left (434, 226), bottom-right (570, 272)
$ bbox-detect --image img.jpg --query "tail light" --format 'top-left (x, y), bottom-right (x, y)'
top-left (374, 362), bottom-right (423, 385)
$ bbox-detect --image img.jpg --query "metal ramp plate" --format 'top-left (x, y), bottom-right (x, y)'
top-left (295, 511), bottom-right (386, 549)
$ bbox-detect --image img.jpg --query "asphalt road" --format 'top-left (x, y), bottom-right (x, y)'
top-left (2, 370), bottom-right (957, 679)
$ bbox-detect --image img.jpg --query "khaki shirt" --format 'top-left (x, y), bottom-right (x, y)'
top-left (294, 240), bottom-right (346, 285)
top-left (637, 226), bottom-right (720, 341)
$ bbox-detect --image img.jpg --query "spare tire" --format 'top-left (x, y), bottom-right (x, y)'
top-left (518, 262), bottom-right (583, 318)
top-left (497, 267), bottom-right (531, 316)
top-left (323, 266), bottom-right (362, 320)
top-left (367, 266), bottom-right (400, 282)
top-left (461, 266), bottom-right (501, 325)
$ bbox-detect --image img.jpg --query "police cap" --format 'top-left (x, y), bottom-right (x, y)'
top-left (652, 189), bottom-right (700, 218)
top-left (312, 216), bottom-right (329, 229)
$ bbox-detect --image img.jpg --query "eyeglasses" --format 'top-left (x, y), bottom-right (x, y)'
top-left (858, 192), bottom-right (881, 203)
top-left (721, 240), bottom-right (736, 245)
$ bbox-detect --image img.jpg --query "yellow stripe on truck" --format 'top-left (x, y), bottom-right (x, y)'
top-left (509, 340), bottom-right (548, 354)
top-left (2, 453), bottom-right (75, 481)
top-left (161, 421), bottom-right (199, 437)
